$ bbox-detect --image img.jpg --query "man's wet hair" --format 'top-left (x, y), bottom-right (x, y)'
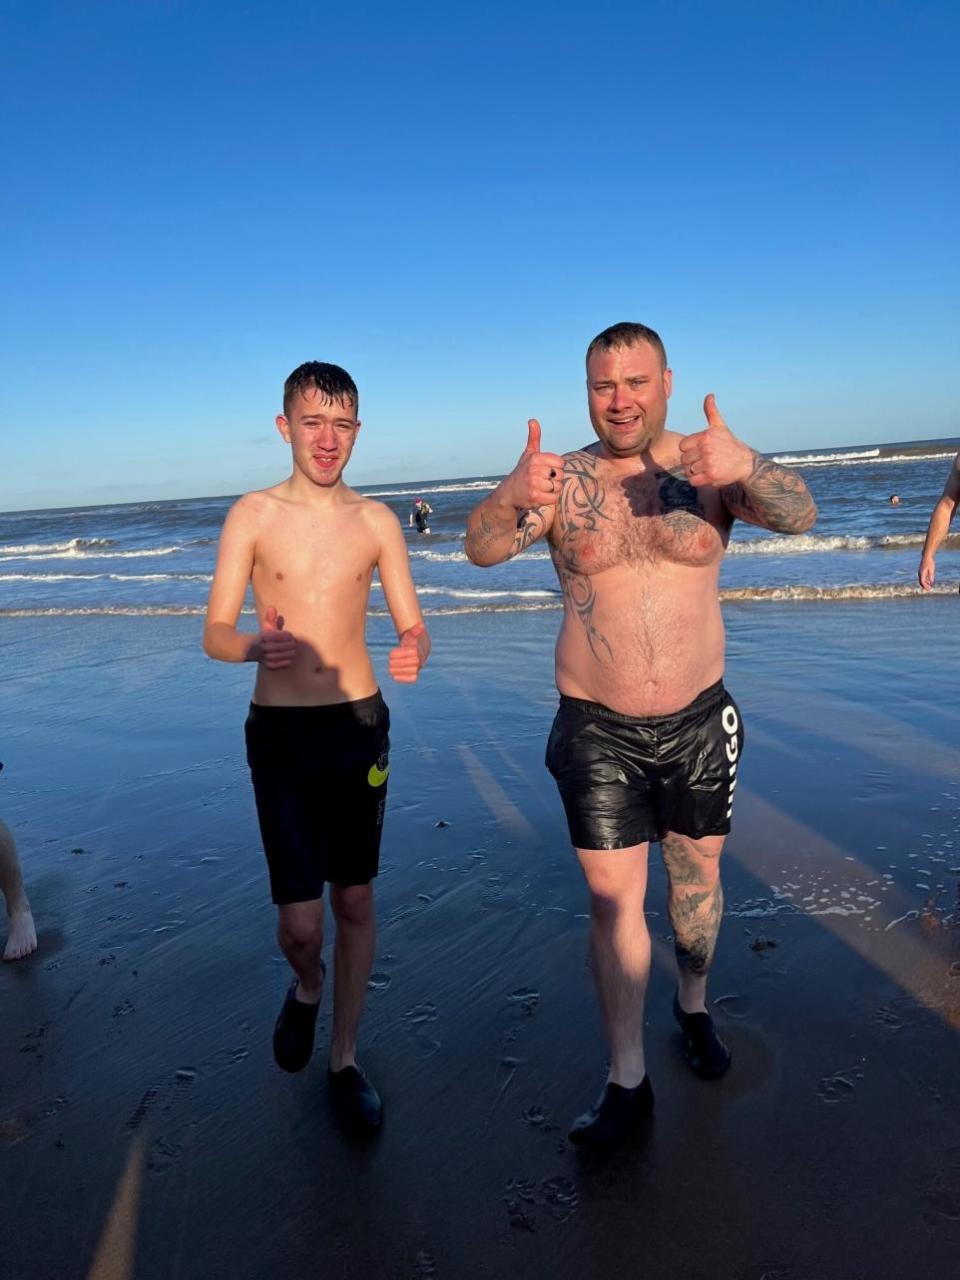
top-left (283, 362), bottom-right (359, 417)
top-left (586, 322), bottom-right (668, 371)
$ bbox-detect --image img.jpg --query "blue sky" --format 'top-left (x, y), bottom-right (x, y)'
top-left (2, 0), bottom-right (958, 511)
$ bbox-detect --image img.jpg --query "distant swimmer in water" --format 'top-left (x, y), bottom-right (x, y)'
top-left (889, 494), bottom-right (901, 506)
top-left (1, 767), bottom-right (37, 961)
top-left (204, 361), bottom-right (430, 1135)
top-left (466, 321), bottom-right (817, 1150)
top-left (410, 498), bottom-right (433, 534)
top-left (918, 450), bottom-right (960, 590)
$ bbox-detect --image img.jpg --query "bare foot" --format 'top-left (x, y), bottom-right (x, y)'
top-left (4, 905), bottom-right (37, 960)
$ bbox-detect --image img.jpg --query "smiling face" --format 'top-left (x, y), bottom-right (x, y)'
top-left (276, 387), bottom-right (360, 488)
top-left (586, 340), bottom-right (673, 459)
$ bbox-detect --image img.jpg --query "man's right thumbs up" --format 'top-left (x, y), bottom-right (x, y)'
top-left (257, 604), bottom-right (296, 669)
top-left (500, 419), bottom-right (566, 510)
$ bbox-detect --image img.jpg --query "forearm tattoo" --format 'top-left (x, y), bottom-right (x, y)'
top-left (722, 452), bottom-right (816, 534)
top-left (552, 453), bottom-right (614, 662)
top-left (466, 499), bottom-right (549, 562)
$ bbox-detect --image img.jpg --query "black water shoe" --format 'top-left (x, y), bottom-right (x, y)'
top-left (673, 992), bottom-right (731, 1079)
top-left (329, 1064), bottom-right (382, 1136)
top-left (568, 1076), bottom-right (654, 1148)
top-left (273, 976), bottom-right (321, 1073)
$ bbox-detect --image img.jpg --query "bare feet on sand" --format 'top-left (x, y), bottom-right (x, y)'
top-left (4, 903), bottom-right (37, 960)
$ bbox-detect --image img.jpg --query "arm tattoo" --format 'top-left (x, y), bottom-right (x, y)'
top-left (722, 452), bottom-right (816, 534)
top-left (466, 502), bottom-right (547, 562)
top-left (552, 452), bottom-right (614, 663)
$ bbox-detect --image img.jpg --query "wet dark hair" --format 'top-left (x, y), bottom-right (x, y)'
top-left (283, 362), bottom-right (358, 417)
top-left (586, 322), bottom-right (668, 371)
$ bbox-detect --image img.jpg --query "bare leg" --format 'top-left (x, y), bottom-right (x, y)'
top-left (577, 845), bottom-right (650, 1087)
top-left (1, 819), bottom-right (37, 962)
top-left (328, 883), bottom-right (375, 1072)
top-left (277, 898), bottom-right (326, 1002)
top-left (661, 831), bottom-right (725, 1013)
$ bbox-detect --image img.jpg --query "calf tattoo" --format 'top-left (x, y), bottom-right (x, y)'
top-left (662, 833), bottom-right (724, 975)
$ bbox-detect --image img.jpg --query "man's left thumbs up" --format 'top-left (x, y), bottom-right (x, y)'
top-left (678, 394), bottom-right (755, 488)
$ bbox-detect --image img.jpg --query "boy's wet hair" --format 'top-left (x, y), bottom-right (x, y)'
top-left (586, 322), bottom-right (668, 371)
top-left (283, 362), bottom-right (358, 417)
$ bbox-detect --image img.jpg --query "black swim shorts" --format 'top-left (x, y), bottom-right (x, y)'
top-left (244, 692), bottom-right (390, 904)
top-left (545, 680), bottom-right (744, 850)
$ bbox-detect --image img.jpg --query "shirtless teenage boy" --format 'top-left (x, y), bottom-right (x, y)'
top-left (204, 362), bottom-right (430, 1133)
top-left (918, 451), bottom-right (960, 590)
top-left (466, 323), bottom-right (816, 1148)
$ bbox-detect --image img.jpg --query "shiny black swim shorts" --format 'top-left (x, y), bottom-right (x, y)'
top-left (545, 680), bottom-right (744, 850)
top-left (245, 692), bottom-right (390, 904)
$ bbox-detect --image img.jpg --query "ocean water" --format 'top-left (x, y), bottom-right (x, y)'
top-left (2, 437), bottom-right (959, 617)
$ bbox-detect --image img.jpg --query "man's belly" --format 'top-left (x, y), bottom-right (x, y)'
top-left (554, 588), bottom-right (726, 717)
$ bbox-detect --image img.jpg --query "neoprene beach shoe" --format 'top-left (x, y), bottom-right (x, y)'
top-left (673, 992), bottom-right (731, 1079)
top-left (273, 980), bottom-right (321, 1073)
top-left (568, 1076), bottom-right (654, 1148)
top-left (329, 1064), bottom-right (382, 1135)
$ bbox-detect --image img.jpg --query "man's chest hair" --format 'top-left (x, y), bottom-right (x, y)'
top-left (552, 458), bottom-right (726, 573)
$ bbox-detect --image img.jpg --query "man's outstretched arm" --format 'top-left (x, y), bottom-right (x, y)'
top-left (679, 395), bottom-right (817, 534)
top-left (918, 452), bottom-right (960, 590)
top-left (466, 419), bottom-right (563, 565)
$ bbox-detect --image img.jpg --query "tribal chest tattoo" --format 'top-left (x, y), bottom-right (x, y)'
top-left (549, 451), bottom-right (727, 663)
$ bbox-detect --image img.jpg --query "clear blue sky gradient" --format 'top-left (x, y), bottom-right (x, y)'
top-left (2, 1), bottom-right (958, 510)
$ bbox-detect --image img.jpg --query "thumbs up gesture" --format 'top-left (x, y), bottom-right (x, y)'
top-left (678, 395), bottom-right (755, 488)
top-left (389, 621), bottom-right (430, 684)
top-left (498, 419), bottom-right (567, 510)
top-left (256, 604), bottom-right (296, 669)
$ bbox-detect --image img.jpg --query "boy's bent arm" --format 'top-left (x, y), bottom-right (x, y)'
top-left (203, 498), bottom-right (261, 663)
top-left (375, 507), bottom-right (431, 682)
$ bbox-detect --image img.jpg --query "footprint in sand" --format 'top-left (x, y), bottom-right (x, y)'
top-left (412, 1249), bottom-right (437, 1276)
top-left (368, 972), bottom-right (392, 993)
top-left (402, 1003), bottom-right (440, 1058)
top-left (508, 988), bottom-right (540, 1016)
top-left (147, 1136), bottom-right (183, 1174)
top-left (874, 1004), bottom-right (905, 1032)
top-left (19, 1024), bottom-right (49, 1057)
top-left (504, 1174), bottom-right (579, 1231)
top-left (713, 993), bottom-right (750, 1019)
top-left (126, 1086), bottom-right (160, 1132)
top-left (816, 1068), bottom-right (863, 1103)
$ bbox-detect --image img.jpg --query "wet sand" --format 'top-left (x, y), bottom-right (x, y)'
top-left (2, 603), bottom-right (959, 1279)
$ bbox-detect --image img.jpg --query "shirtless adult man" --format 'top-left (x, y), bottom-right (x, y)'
top-left (466, 322), bottom-right (816, 1148)
top-left (918, 451), bottom-right (960, 590)
top-left (204, 362), bottom-right (430, 1134)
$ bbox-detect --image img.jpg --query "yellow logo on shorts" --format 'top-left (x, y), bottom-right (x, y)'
top-left (367, 759), bottom-right (390, 787)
